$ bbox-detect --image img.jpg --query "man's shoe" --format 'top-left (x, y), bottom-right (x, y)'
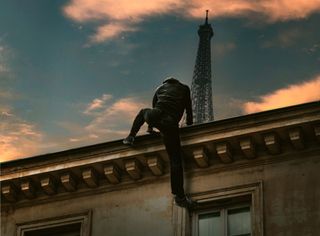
top-left (123, 135), bottom-right (135, 145)
top-left (174, 195), bottom-right (197, 210)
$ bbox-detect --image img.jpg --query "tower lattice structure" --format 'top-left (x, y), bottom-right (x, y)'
top-left (191, 10), bottom-right (214, 124)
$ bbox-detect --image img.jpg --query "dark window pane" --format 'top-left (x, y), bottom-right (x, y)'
top-left (227, 207), bottom-right (251, 236)
top-left (24, 222), bottom-right (81, 236)
top-left (199, 212), bottom-right (223, 236)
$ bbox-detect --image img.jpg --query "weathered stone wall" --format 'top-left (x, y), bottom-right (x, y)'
top-left (1, 180), bottom-right (173, 236)
top-left (2, 151), bottom-right (319, 236)
top-left (187, 151), bottom-right (320, 236)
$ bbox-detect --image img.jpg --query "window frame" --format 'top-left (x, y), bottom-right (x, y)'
top-left (172, 181), bottom-right (263, 236)
top-left (193, 202), bottom-right (252, 236)
top-left (16, 210), bottom-right (91, 236)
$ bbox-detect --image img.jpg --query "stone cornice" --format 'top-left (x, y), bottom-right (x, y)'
top-left (1, 101), bottom-right (319, 208)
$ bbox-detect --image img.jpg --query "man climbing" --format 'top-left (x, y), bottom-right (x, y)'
top-left (123, 77), bottom-right (196, 209)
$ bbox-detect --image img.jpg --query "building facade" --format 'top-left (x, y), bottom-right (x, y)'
top-left (1, 102), bottom-right (320, 236)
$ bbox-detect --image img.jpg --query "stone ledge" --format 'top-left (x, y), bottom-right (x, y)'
top-left (1, 102), bottom-right (319, 205)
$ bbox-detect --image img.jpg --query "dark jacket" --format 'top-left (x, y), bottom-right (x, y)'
top-left (152, 78), bottom-right (193, 125)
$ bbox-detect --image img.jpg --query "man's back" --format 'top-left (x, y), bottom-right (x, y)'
top-left (153, 78), bottom-right (192, 125)
top-left (123, 76), bottom-right (197, 209)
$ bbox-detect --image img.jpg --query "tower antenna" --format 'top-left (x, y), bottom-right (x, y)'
top-left (205, 10), bottom-right (209, 24)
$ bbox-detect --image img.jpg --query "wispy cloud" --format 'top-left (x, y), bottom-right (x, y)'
top-left (214, 42), bottom-right (236, 57)
top-left (85, 96), bottom-right (147, 137)
top-left (213, 94), bottom-right (244, 120)
top-left (0, 88), bottom-right (60, 161)
top-left (0, 93), bottom-right (149, 162)
top-left (188, 0), bottom-right (320, 22)
top-left (0, 41), bottom-right (39, 162)
top-left (66, 95), bottom-right (149, 145)
top-left (63, 0), bottom-right (181, 43)
top-left (305, 43), bottom-right (320, 54)
top-left (262, 28), bottom-right (301, 48)
top-left (63, 0), bottom-right (320, 43)
top-left (242, 75), bottom-right (320, 114)
top-left (89, 23), bottom-right (139, 43)
top-left (84, 93), bottom-right (113, 114)
top-left (0, 107), bottom-right (43, 162)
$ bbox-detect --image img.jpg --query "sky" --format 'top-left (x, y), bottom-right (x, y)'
top-left (1, 0), bottom-right (320, 162)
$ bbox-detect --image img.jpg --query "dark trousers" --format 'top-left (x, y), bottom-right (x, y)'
top-left (129, 108), bottom-right (185, 197)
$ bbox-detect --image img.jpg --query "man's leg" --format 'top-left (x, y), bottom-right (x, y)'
top-left (124, 108), bottom-right (162, 145)
top-left (161, 126), bottom-right (185, 197)
top-left (123, 108), bottom-right (151, 145)
top-left (161, 124), bottom-right (197, 209)
top-left (130, 108), bottom-right (152, 136)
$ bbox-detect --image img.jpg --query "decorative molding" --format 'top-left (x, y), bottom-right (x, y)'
top-left (1, 183), bottom-right (17, 202)
top-left (40, 176), bottom-right (57, 195)
top-left (240, 138), bottom-right (256, 159)
top-left (216, 142), bottom-right (233, 163)
top-left (172, 204), bottom-right (190, 236)
top-left (147, 156), bottom-right (164, 176)
top-left (288, 127), bottom-right (304, 149)
top-left (263, 133), bottom-right (281, 155)
top-left (82, 168), bottom-right (98, 188)
top-left (16, 210), bottom-right (92, 236)
top-left (192, 147), bottom-right (209, 167)
top-left (61, 172), bottom-right (77, 192)
top-left (21, 180), bottom-right (36, 199)
top-left (104, 164), bottom-right (121, 184)
top-left (125, 159), bottom-right (142, 180)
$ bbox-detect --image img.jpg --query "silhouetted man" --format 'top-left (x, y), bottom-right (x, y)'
top-left (123, 77), bottom-right (196, 209)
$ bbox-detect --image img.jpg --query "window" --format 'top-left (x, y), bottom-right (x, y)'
top-left (16, 211), bottom-right (91, 236)
top-left (24, 222), bottom-right (81, 236)
top-left (196, 205), bottom-right (252, 236)
top-left (172, 182), bottom-right (263, 236)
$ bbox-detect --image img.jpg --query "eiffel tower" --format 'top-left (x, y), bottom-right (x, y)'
top-left (191, 10), bottom-right (214, 124)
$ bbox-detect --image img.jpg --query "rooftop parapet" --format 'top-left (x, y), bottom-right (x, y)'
top-left (1, 102), bottom-right (319, 208)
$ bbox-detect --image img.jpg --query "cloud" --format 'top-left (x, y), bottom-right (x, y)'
top-left (66, 95), bottom-right (149, 146)
top-left (85, 96), bottom-right (147, 136)
top-left (0, 90), bottom-right (149, 161)
top-left (305, 43), bottom-right (320, 54)
top-left (188, 0), bottom-right (320, 22)
top-left (0, 107), bottom-right (44, 162)
top-left (213, 94), bottom-right (244, 120)
top-left (0, 42), bottom-right (39, 162)
top-left (63, 0), bottom-right (320, 43)
top-left (84, 93), bottom-right (113, 114)
top-left (63, 0), bottom-right (181, 43)
top-left (260, 26), bottom-right (319, 49)
top-left (0, 88), bottom-right (59, 161)
top-left (90, 23), bottom-right (139, 43)
top-left (242, 75), bottom-right (320, 113)
top-left (262, 28), bottom-right (301, 48)
top-left (63, 0), bottom-right (181, 22)
top-left (260, 0), bottom-right (320, 22)
top-left (214, 42), bottom-right (236, 57)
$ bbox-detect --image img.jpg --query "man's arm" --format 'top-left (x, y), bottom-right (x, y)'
top-left (152, 91), bottom-right (158, 108)
top-left (185, 86), bottom-right (193, 125)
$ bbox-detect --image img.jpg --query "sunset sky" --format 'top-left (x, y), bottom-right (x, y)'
top-left (1, 0), bottom-right (320, 162)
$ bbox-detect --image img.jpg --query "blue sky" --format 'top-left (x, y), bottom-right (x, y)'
top-left (1, 0), bottom-right (320, 161)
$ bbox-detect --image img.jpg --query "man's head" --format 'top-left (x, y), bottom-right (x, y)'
top-left (163, 77), bottom-right (180, 84)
